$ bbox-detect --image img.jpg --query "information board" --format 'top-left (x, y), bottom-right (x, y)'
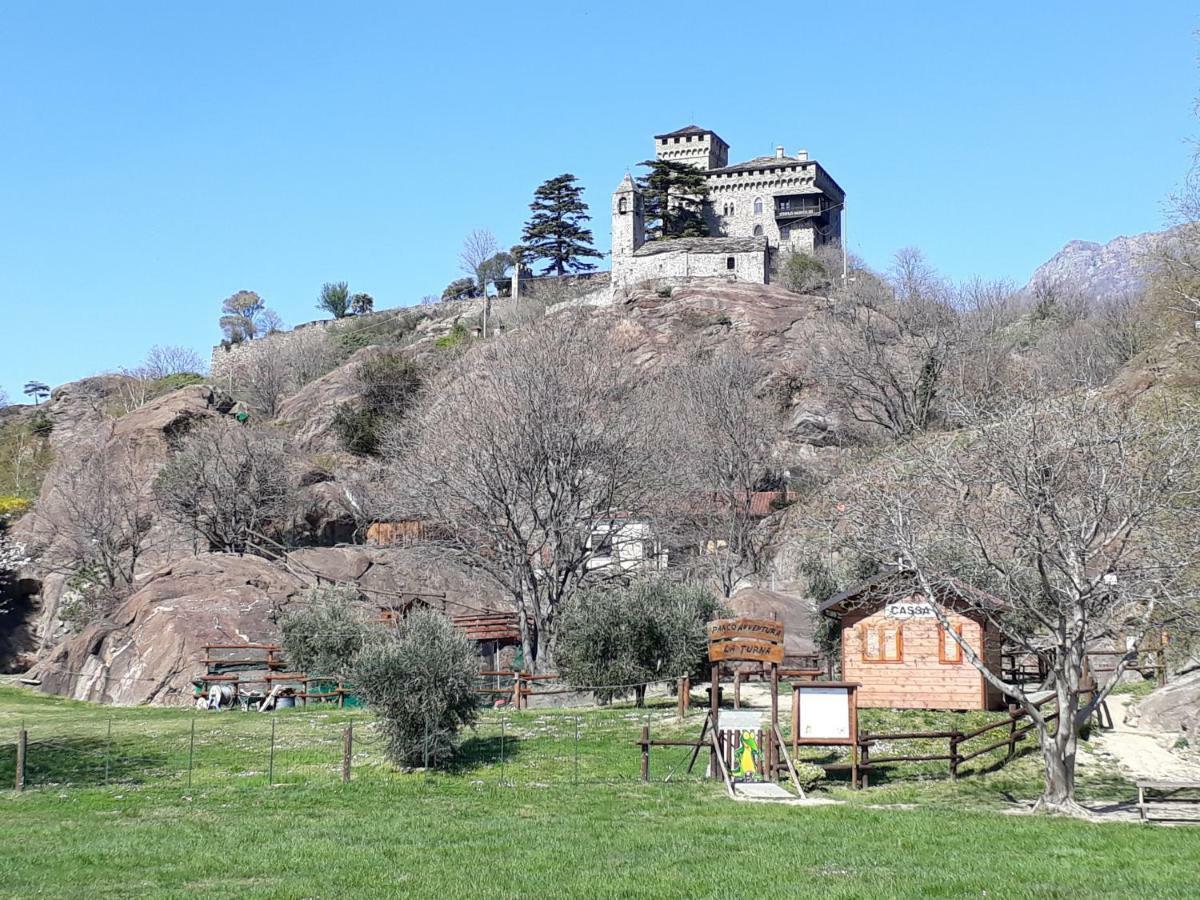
top-left (796, 685), bottom-right (852, 740)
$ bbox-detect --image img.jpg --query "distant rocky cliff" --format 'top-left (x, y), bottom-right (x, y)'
top-left (1025, 226), bottom-right (1183, 301)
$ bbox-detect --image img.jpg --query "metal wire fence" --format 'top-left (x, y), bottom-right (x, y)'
top-left (1, 701), bottom-right (718, 794)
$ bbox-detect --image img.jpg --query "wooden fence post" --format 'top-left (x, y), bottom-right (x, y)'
top-left (858, 732), bottom-right (869, 789)
top-left (677, 676), bottom-right (686, 720)
top-left (949, 730), bottom-right (962, 779)
top-left (640, 725), bottom-right (650, 783)
top-left (15, 728), bottom-right (27, 792)
top-left (512, 673), bottom-right (522, 709)
top-left (342, 722), bottom-right (353, 784)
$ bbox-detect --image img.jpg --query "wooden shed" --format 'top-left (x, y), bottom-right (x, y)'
top-left (819, 569), bottom-right (1005, 711)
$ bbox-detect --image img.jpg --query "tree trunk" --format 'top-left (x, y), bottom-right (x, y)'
top-left (1036, 731), bottom-right (1083, 815)
top-left (1034, 678), bottom-right (1086, 816)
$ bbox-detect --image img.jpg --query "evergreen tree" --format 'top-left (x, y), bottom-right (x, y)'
top-left (636, 159), bottom-right (710, 240)
top-left (521, 174), bottom-right (604, 275)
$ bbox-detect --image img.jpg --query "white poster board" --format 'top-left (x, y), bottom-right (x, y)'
top-left (797, 686), bottom-right (851, 740)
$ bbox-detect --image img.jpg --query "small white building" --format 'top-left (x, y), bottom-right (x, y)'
top-left (587, 518), bottom-right (668, 574)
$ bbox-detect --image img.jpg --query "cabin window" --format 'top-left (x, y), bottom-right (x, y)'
top-left (753, 197), bottom-right (763, 215)
top-left (939, 624), bottom-right (965, 664)
top-left (861, 624), bottom-right (903, 663)
top-left (726, 256), bottom-right (736, 270)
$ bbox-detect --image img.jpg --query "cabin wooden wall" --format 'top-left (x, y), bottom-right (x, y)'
top-left (841, 607), bottom-right (1003, 711)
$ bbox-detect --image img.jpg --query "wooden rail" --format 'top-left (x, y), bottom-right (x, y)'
top-left (855, 695), bottom-right (1061, 787)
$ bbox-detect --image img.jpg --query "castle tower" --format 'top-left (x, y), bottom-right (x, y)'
top-left (611, 173), bottom-right (644, 288)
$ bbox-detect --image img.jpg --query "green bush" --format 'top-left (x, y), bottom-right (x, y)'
top-left (281, 584), bottom-right (381, 675)
top-left (434, 322), bottom-right (469, 350)
top-left (555, 578), bottom-right (723, 705)
top-left (332, 404), bottom-right (379, 456)
top-left (782, 252), bottom-right (828, 294)
top-left (150, 373), bottom-right (205, 396)
top-left (352, 609), bottom-right (480, 768)
top-left (333, 352), bottom-right (423, 457)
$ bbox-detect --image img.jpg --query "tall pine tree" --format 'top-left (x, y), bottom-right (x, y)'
top-left (637, 159), bottom-right (710, 240)
top-left (521, 174), bottom-right (604, 275)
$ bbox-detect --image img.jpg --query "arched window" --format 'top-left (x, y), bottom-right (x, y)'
top-left (618, 197), bottom-right (627, 214)
top-left (753, 225), bottom-right (763, 236)
top-left (753, 197), bottom-right (763, 215)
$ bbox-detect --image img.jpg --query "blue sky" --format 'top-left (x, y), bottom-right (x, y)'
top-left (1, 2), bottom-right (1197, 400)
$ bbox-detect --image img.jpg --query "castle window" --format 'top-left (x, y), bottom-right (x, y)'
top-left (726, 257), bottom-right (736, 270)
top-left (753, 225), bottom-right (763, 236)
top-left (753, 197), bottom-right (763, 215)
top-left (618, 197), bottom-right (627, 214)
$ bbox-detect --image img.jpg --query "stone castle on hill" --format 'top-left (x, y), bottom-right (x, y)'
top-left (611, 125), bottom-right (845, 290)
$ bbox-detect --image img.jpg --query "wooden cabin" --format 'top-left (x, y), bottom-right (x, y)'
top-left (819, 569), bottom-right (1005, 711)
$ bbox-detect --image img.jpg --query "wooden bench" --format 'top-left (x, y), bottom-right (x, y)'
top-left (1137, 779), bottom-right (1200, 823)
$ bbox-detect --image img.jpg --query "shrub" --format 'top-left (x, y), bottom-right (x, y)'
top-left (154, 422), bottom-right (293, 553)
top-left (0, 496), bottom-right (31, 521)
top-left (434, 322), bottom-right (470, 350)
top-left (782, 252), bottom-right (828, 294)
top-left (151, 373), bottom-right (205, 395)
top-left (281, 585), bottom-right (381, 675)
top-left (332, 405), bottom-right (379, 456)
top-left (555, 579), bottom-right (723, 705)
top-left (352, 609), bottom-right (480, 768)
top-left (790, 761), bottom-right (826, 789)
top-left (333, 352), bottom-right (423, 457)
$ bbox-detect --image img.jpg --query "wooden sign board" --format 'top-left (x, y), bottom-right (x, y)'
top-left (708, 618), bottom-right (784, 664)
top-left (709, 640), bottom-right (785, 664)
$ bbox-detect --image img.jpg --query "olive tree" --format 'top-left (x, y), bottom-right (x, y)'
top-left (352, 608), bottom-right (480, 768)
top-left (281, 584), bottom-right (382, 675)
top-left (154, 422), bottom-right (293, 554)
top-left (556, 578), bottom-right (722, 705)
top-left (830, 388), bottom-right (1200, 814)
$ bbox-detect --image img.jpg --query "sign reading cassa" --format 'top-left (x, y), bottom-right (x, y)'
top-left (885, 601), bottom-right (936, 620)
top-left (707, 618), bottom-right (785, 665)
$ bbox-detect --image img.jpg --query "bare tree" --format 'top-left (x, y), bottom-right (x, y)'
top-left (226, 328), bottom-right (336, 417)
top-left (669, 346), bottom-right (780, 597)
top-left (142, 345), bottom-right (206, 379)
top-left (37, 438), bottom-right (159, 624)
top-left (812, 250), bottom-right (959, 439)
top-left (154, 422), bottom-right (294, 555)
top-left (383, 314), bottom-right (673, 671)
top-left (830, 389), bottom-right (1200, 813)
top-left (460, 228), bottom-right (500, 337)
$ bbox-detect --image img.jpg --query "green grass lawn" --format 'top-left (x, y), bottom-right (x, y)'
top-left (2, 686), bottom-right (1195, 898)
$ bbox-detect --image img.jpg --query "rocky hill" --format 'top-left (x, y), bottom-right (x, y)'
top-left (1024, 226), bottom-right (1182, 301)
top-left (3, 280), bottom-right (847, 701)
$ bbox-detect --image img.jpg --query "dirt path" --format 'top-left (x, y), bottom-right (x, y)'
top-left (1091, 693), bottom-right (1200, 782)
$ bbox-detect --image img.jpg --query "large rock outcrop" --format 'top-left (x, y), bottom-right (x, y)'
top-left (1128, 670), bottom-right (1200, 739)
top-left (12, 384), bottom-right (233, 660)
top-left (28, 546), bottom-right (508, 705)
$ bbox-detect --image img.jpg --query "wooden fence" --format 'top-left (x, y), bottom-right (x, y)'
top-left (856, 695), bottom-right (1059, 788)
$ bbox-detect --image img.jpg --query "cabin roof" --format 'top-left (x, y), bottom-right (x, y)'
top-left (818, 566), bottom-right (1004, 618)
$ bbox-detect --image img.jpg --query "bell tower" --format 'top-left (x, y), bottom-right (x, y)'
top-left (611, 173), bottom-right (644, 288)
